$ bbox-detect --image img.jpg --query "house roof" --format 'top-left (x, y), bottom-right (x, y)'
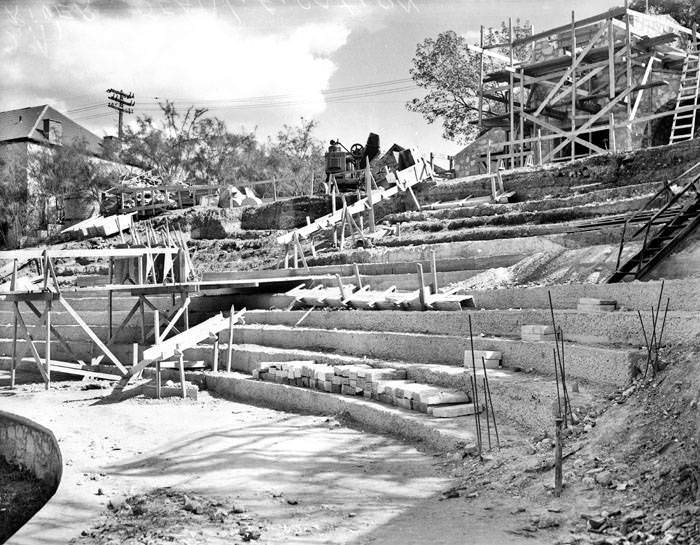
top-left (0, 105), bottom-right (103, 154)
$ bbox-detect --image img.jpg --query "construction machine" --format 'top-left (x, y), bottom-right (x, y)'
top-left (324, 132), bottom-right (381, 192)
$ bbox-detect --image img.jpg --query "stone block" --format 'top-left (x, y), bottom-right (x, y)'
top-left (428, 403), bottom-right (480, 418)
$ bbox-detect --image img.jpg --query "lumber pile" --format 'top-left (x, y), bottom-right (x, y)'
top-left (61, 212), bottom-right (135, 240)
top-left (251, 360), bottom-right (478, 417)
top-left (521, 324), bottom-right (556, 341)
top-left (577, 298), bottom-right (617, 312)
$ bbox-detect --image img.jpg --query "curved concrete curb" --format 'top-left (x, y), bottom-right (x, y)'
top-left (0, 410), bottom-right (63, 543)
top-left (0, 410), bottom-right (62, 490)
top-left (205, 372), bottom-right (476, 453)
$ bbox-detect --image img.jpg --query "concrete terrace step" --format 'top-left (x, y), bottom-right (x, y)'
top-left (227, 344), bottom-right (598, 436)
top-left (373, 218), bottom-right (623, 249)
top-left (228, 324), bottom-right (642, 386)
top-left (386, 183), bottom-right (661, 224)
top-left (469, 278), bottom-right (700, 312)
top-left (389, 195), bottom-right (655, 233)
top-left (205, 372), bottom-right (477, 452)
top-left (242, 309), bottom-right (699, 347)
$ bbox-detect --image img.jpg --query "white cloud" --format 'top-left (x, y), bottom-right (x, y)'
top-left (0, 5), bottom-right (352, 133)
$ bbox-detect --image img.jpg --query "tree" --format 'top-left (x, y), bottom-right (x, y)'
top-left (406, 20), bottom-right (532, 144)
top-left (120, 104), bottom-right (326, 197)
top-left (265, 118), bottom-right (325, 196)
top-left (0, 157), bottom-right (33, 248)
top-left (629, 0), bottom-right (700, 28)
top-left (31, 138), bottom-right (119, 207)
top-left (120, 101), bottom-right (209, 184)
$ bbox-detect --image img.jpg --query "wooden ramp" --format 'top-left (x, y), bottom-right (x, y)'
top-left (111, 309), bottom-right (246, 399)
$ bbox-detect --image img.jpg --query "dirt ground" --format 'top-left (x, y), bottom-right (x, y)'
top-left (0, 458), bottom-right (51, 543)
top-left (2, 341), bottom-right (699, 545)
top-left (0, 374), bottom-right (540, 545)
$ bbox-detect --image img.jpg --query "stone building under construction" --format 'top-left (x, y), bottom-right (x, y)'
top-left (454, 6), bottom-right (699, 176)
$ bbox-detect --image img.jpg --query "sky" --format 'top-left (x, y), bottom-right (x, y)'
top-left (1, 0), bottom-right (624, 165)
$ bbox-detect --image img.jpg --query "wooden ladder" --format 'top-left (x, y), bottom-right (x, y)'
top-left (669, 40), bottom-right (700, 144)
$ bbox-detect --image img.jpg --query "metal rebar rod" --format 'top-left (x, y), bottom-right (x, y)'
top-left (655, 297), bottom-right (671, 369)
top-left (468, 315), bottom-right (483, 451)
top-left (547, 291), bottom-right (564, 385)
top-left (483, 376), bottom-right (491, 450)
top-left (558, 326), bottom-right (573, 426)
top-left (470, 375), bottom-right (482, 456)
top-left (553, 348), bottom-right (562, 418)
top-left (637, 309), bottom-right (653, 378)
top-left (485, 372), bottom-right (500, 449)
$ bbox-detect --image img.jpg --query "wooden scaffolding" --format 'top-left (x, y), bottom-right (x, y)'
top-left (469, 4), bottom-right (699, 171)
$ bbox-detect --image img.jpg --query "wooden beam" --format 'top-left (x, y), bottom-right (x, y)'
top-left (59, 296), bottom-right (129, 375)
top-left (512, 7), bottom-right (626, 47)
top-left (534, 23), bottom-right (608, 116)
top-left (631, 55), bottom-right (657, 120)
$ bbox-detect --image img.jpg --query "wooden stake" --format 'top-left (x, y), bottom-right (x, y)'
top-left (178, 350), bottom-right (186, 399)
top-left (431, 250), bottom-right (438, 294)
top-left (45, 300), bottom-right (51, 390)
top-left (226, 305), bottom-right (235, 373)
top-left (353, 263), bottom-right (363, 289)
top-left (554, 416), bottom-right (564, 496)
top-left (416, 263), bottom-right (427, 310)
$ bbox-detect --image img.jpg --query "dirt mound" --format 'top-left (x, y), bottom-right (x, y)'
top-left (0, 457), bottom-right (53, 543)
top-left (71, 488), bottom-right (263, 544)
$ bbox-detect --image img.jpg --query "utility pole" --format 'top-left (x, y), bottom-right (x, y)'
top-left (106, 89), bottom-right (135, 139)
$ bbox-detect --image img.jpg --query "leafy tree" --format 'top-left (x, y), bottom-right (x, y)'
top-left (0, 157), bottom-right (33, 248)
top-left (120, 101), bottom-right (209, 184)
top-left (406, 20), bottom-right (532, 144)
top-left (265, 118), bottom-right (325, 196)
top-left (629, 0), bottom-right (700, 28)
top-left (120, 103), bottom-right (326, 197)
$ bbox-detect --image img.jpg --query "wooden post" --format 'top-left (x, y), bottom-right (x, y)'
top-left (608, 17), bottom-right (617, 152)
top-left (45, 300), bottom-right (51, 390)
top-left (431, 250), bottom-right (438, 294)
top-left (137, 256), bottom-right (146, 344)
top-left (353, 263), bottom-right (362, 289)
top-left (336, 274), bottom-right (346, 301)
top-left (624, 0), bottom-right (633, 150)
top-left (365, 164), bottom-right (376, 233)
top-left (416, 263), bottom-right (427, 310)
top-left (571, 10), bottom-right (577, 162)
top-left (272, 177), bottom-right (278, 202)
top-left (212, 334), bottom-right (220, 373)
top-left (478, 25), bottom-right (485, 129)
top-left (178, 350), bottom-right (186, 399)
top-left (310, 171), bottom-right (315, 197)
top-left (554, 416), bottom-right (564, 496)
top-left (486, 140), bottom-right (492, 174)
top-left (108, 258), bottom-right (114, 339)
top-left (508, 17), bottom-right (515, 170)
top-left (537, 129), bottom-right (543, 165)
top-left (293, 242), bottom-right (298, 269)
top-left (519, 68), bottom-right (525, 166)
top-left (226, 305), bottom-right (235, 373)
top-left (132, 342), bottom-right (138, 371)
top-left (156, 361), bottom-right (161, 399)
top-left (10, 260), bottom-right (17, 389)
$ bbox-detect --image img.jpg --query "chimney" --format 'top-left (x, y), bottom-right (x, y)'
top-left (43, 118), bottom-right (63, 145)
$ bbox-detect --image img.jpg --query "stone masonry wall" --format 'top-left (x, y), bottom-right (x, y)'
top-left (0, 411), bottom-right (62, 491)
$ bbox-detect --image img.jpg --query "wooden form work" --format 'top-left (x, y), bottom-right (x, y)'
top-left (277, 155), bottom-right (433, 266)
top-left (470, 4), bottom-right (698, 170)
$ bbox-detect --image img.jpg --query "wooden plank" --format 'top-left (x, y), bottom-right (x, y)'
top-left (0, 248), bottom-right (179, 261)
top-left (512, 6), bottom-right (626, 46)
top-left (141, 310), bottom-right (241, 363)
top-left (59, 296), bottom-right (129, 375)
top-left (13, 305), bottom-right (49, 383)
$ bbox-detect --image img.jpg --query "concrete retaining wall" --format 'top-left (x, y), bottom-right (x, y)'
top-left (205, 372), bottom-right (473, 452)
top-left (243, 309), bottom-right (700, 347)
top-left (0, 411), bottom-right (62, 490)
top-left (469, 279), bottom-right (700, 311)
top-left (230, 324), bottom-right (641, 386)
